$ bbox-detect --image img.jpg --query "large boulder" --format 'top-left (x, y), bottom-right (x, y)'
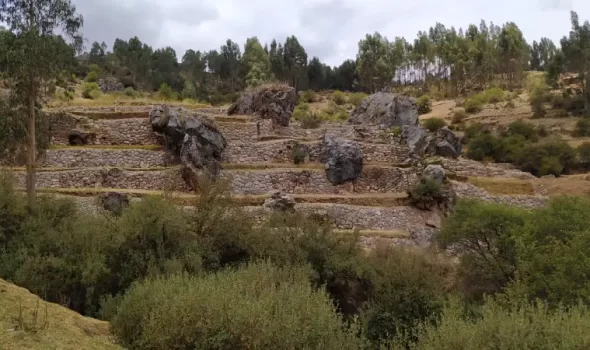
top-left (228, 84), bottom-right (297, 126)
top-left (264, 190), bottom-right (296, 212)
top-left (149, 105), bottom-right (227, 190)
top-left (98, 77), bottom-right (124, 93)
top-left (349, 93), bottom-right (419, 127)
top-left (98, 192), bottom-right (129, 216)
top-left (423, 165), bottom-right (446, 185)
top-left (319, 134), bottom-right (363, 185)
top-left (402, 126), bottom-right (462, 158)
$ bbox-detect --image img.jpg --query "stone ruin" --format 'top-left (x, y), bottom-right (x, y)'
top-left (349, 93), bottom-right (419, 127)
top-left (98, 77), bottom-right (125, 94)
top-left (228, 83), bottom-right (297, 126)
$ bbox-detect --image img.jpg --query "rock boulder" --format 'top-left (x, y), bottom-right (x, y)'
top-left (402, 126), bottom-right (462, 159)
top-left (264, 190), bottom-right (296, 212)
top-left (349, 93), bottom-right (419, 127)
top-left (228, 84), bottom-right (297, 126)
top-left (319, 134), bottom-right (363, 185)
top-left (98, 192), bottom-right (129, 216)
top-left (98, 77), bottom-right (124, 93)
top-left (423, 165), bottom-right (446, 185)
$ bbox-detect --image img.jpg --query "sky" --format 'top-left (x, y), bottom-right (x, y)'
top-left (73, 0), bottom-right (590, 66)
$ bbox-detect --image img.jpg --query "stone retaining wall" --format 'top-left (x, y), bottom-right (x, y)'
top-left (452, 181), bottom-right (548, 208)
top-left (14, 166), bottom-right (417, 195)
top-left (40, 149), bottom-right (176, 168)
top-left (441, 158), bottom-right (535, 179)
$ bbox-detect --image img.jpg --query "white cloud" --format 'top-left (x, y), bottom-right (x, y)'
top-left (73, 0), bottom-right (590, 66)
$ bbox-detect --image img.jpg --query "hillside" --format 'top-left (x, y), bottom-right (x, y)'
top-left (0, 279), bottom-right (120, 350)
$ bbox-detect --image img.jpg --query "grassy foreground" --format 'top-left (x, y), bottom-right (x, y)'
top-left (0, 279), bottom-right (120, 350)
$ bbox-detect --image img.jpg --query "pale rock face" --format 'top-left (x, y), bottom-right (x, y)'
top-left (319, 134), bottom-right (364, 185)
top-left (349, 93), bottom-right (419, 127)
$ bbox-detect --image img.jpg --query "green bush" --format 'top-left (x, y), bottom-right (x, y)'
top-left (564, 94), bottom-right (586, 114)
top-left (408, 177), bottom-right (444, 210)
top-left (452, 109), bottom-right (468, 124)
top-left (514, 141), bottom-right (576, 177)
top-left (464, 96), bottom-right (484, 113)
top-left (417, 95), bottom-right (432, 114)
top-left (157, 83), bottom-right (176, 101)
top-left (111, 263), bottom-right (363, 350)
top-left (124, 87), bottom-right (139, 98)
top-left (422, 118), bottom-right (446, 132)
top-left (300, 112), bottom-right (323, 129)
top-left (81, 82), bottom-right (100, 99)
top-left (85, 70), bottom-right (98, 83)
top-left (437, 199), bottom-right (527, 301)
top-left (578, 142), bottom-right (590, 168)
top-left (300, 90), bottom-right (318, 103)
top-left (574, 118), bottom-right (590, 137)
top-left (404, 298), bottom-right (590, 349)
top-left (319, 101), bottom-right (349, 121)
top-left (348, 92), bottom-right (367, 107)
top-left (293, 102), bottom-right (310, 121)
top-left (482, 87), bottom-right (505, 103)
top-left (332, 90), bottom-right (347, 105)
top-left (506, 120), bottom-right (538, 141)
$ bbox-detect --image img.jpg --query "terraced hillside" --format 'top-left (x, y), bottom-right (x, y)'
top-left (8, 103), bottom-right (579, 247)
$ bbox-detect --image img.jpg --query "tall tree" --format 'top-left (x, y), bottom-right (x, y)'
top-left (333, 59), bottom-right (357, 91)
top-left (560, 11), bottom-right (590, 113)
top-left (283, 35), bottom-right (308, 90)
top-left (0, 0), bottom-right (83, 205)
top-left (220, 39), bottom-right (241, 91)
top-left (269, 39), bottom-right (287, 82)
top-left (498, 22), bottom-right (527, 89)
top-left (307, 56), bottom-right (324, 90)
top-left (356, 32), bottom-right (394, 93)
top-left (242, 37), bottom-right (271, 86)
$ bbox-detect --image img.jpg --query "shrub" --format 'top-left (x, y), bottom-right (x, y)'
top-left (124, 87), bottom-right (138, 98)
top-left (293, 102), bottom-right (310, 121)
top-left (464, 96), bottom-right (484, 113)
top-left (506, 120), bottom-right (538, 141)
top-left (437, 199), bottom-right (528, 301)
top-left (408, 177), bottom-right (444, 210)
top-left (320, 102), bottom-right (349, 121)
top-left (564, 94), bottom-right (586, 114)
top-left (111, 263), bottom-right (363, 350)
top-left (417, 95), bottom-right (432, 114)
top-left (405, 298), bottom-right (590, 349)
top-left (348, 92), bottom-right (367, 107)
top-left (85, 70), bottom-right (98, 83)
top-left (482, 87), bottom-right (505, 103)
top-left (332, 90), bottom-right (347, 105)
top-left (514, 140), bottom-right (577, 177)
top-left (452, 109), bottom-right (467, 124)
top-left (422, 118), bottom-right (446, 132)
top-left (300, 90), bottom-right (318, 103)
top-left (81, 82), bottom-right (100, 99)
top-left (578, 142), bottom-right (590, 168)
top-left (573, 118), bottom-right (590, 137)
top-left (157, 83), bottom-right (176, 101)
top-left (294, 103), bottom-right (323, 129)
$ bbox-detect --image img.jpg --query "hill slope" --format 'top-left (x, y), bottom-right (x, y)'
top-left (0, 279), bottom-right (120, 350)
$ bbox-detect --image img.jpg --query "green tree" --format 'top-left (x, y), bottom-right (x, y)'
top-left (307, 56), bottom-right (325, 90)
top-left (269, 39), bottom-right (287, 82)
top-left (560, 11), bottom-right (590, 113)
top-left (0, 0), bottom-right (83, 205)
top-left (356, 32), bottom-right (395, 93)
top-left (283, 35), bottom-right (308, 90)
top-left (498, 22), bottom-right (528, 89)
top-left (242, 37), bottom-right (271, 86)
top-left (220, 39), bottom-right (242, 91)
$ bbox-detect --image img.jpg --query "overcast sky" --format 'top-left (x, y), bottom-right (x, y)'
top-left (73, 0), bottom-right (589, 66)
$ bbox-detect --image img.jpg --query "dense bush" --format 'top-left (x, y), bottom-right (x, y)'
top-left (81, 82), bottom-right (101, 99)
top-left (417, 94), bottom-right (432, 114)
top-left (319, 101), bottom-right (349, 121)
top-left (348, 92), bottom-right (367, 107)
top-left (157, 83), bottom-right (176, 101)
top-left (481, 87), bottom-right (505, 103)
top-left (300, 89), bottom-right (318, 103)
top-left (452, 109), bottom-right (467, 124)
top-left (578, 142), bottom-right (590, 168)
top-left (422, 118), bottom-right (446, 132)
top-left (332, 90), bottom-right (347, 105)
top-left (112, 263), bottom-right (363, 350)
top-left (294, 103), bottom-right (323, 129)
top-left (574, 118), bottom-right (590, 137)
top-left (408, 177), bottom-right (444, 210)
top-left (124, 87), bottom-right (138, 98)
top-left (404, 298), bottom-right (590, 349)
top-left (464, 95), bottom-right (484, 113)
top-left (85, 70), bottom-right (98, 83)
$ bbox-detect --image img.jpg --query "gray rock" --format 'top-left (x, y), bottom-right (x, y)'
top-left (349, 93), bottom-right (419, 127)
top-left (98, 77), bottom-right (124, 93)
top-left (402, 126), bottom-right (462, 159)
top-left (319, 134), bottom-right (363, 185)
top-left (98, 192), bottom-right (129, 216)
top-left (263, 190), bottom-right (296, 212)
top-left (228, 84), bottom-right (297, 126)
top-left (423, 165), bottom-right (446, 184)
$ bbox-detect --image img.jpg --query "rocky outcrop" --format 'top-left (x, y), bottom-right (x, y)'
top-left (423, 164), bottom-right (446, 185)
top-left (402, 126), bottom-right (462, 158)
top-left (263, 191), bottom-right (296, 212)
top-left (349, 93), bottom-right (419, 127)
top-left (228, 84), bottom-right (297, 126)
top-left (98, 77), bottom-right (124, 93)
top-left (319, 134), bottom-right (364, 185)
top-left (149, 105), bottom-right (227, 190)
top-left (97, 192), bottom-right (129, 215)
top-left (68, 129), bottom-right (96, 145)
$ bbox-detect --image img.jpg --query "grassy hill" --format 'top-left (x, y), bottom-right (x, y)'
top-left (0, 279), bottom-right (120, 350)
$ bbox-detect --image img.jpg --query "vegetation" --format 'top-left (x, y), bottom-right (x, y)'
top-left (452, 109), bottom-right (468, 124)
top-left (417, 95), bottom-right (432, 114)
top-left (348, 92), bottom-right (367, 107)
top-left (422, 118), bottom-right (446, 132)
top-left (332, 90), bottom-right (347, 105)
top-left (82, 82), bottom-right (101, 99)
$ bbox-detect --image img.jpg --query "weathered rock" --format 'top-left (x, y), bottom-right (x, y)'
top-left (319, 134), bottom-right (363, 185)
top-left (263, 190), bottom-right (296, 212)
top-left (349, 93), bottom-right (419, 127)
top-left (68, 129), bottom-right (95, 146)
top-left (149, 105), bottom-right (227, 190)
top-left (98, 77), bottom-right (124, 93)
top-left (228, 84), bottom-right (297, 126)
top-left (402, 126), bottom-right (462, 158)
top-left (97, 192), bottom-right (129, 215)
top-left (423, 165), bottom-right (446, 185)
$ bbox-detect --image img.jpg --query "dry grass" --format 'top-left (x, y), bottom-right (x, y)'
top-left (534, 174), bottom-right (590, 196)
top-left (48, 94), bottom-right (210, 109)
top-left (334, 229), bottom-right (410, 239)
top-left (467, 177), bottom-right (536, 195)
top-left (49, 145), bottom-right (163, 151)
top-left (0, 279), bottom-right (120, 350)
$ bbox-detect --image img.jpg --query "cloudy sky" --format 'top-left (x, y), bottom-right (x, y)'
top-left (73, 0), bottom-right (589, 66)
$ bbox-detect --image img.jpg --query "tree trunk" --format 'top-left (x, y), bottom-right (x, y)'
top-left (26, 90), bottom-right (36, 207)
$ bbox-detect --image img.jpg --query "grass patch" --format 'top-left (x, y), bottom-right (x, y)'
top-left (0, 278), bottom-right (121, 350)
top-left (467, 177), bottom-right (536, 195)
top-left (48, 145), bottom-right (163, 151)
